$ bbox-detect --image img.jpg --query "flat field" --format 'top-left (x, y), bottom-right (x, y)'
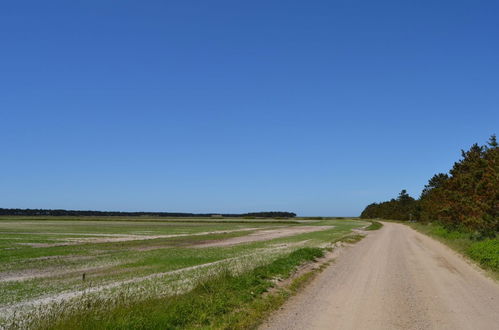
top-left (0, 216), bottom-right (368, 328)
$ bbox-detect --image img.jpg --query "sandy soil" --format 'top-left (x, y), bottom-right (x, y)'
top-left (194, 226), bottom-right (334, 248)
top-left (262, 222), bottom-right (499, 330)
top-left (12, 227), bottom-right (262, 247)
top-left (0, 259), bottom-right (232, 316)
top-left (0, 260), bottom-right (118, 283)
top-left (0, 226), bottom-right (322, 282)
top-left (0, 244), bottom-right (301, 318)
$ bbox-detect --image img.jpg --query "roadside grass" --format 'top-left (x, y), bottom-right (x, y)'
top-left (25, 248), bottom-right (325, 330)
top-left (468, 240), bottom-right (499, 271)
top-left (339, 234), bottom-right (365, 244)
top-left (365, 221), bottom-right (383, 231)
top-left (408, 222), bottom-right (499, 275)
top-left (215, 260), bottom-right (326, 330)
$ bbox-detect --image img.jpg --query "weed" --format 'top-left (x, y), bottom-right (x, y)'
top-left (29, 248), bottom-right (324, 330)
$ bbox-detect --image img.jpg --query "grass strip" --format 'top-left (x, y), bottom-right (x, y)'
top-left (339, 234), bottom-right (365, 244)
top-left (365, 221), bottom-right (383, 231)
top-left (28, 247), bottom-right (324, 330)
top-left (408, 222), bottom-right (499, 275)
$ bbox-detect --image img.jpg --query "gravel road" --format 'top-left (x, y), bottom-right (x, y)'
top-left (262, 222), bottom-right (499, 330)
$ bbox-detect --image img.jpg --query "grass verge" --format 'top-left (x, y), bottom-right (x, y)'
top-left (26, 248), bottom-right (324, 330)
top-left (408, 222), bottom-right (499, 276)
top-left (339, 234), bottom-right (365, 244)
top-left (365, 221), bottom-right (383, 231)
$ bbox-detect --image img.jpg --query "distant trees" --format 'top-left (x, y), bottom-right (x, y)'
top-left (360, 189), bottom-right (417, 221)
top-left (242, 212), bottom-right (297, 218)
top-left (0, 209), bottom-right (296, 219)
top-left (361, 135), bottom-right (498, 237)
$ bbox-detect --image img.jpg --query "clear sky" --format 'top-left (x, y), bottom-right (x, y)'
top-left (1, 1), bottom-right (498, 216)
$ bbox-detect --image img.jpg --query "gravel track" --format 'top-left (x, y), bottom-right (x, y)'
top-left (262, 222), bottom-right (499, 330)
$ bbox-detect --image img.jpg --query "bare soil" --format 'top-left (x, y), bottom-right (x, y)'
top-left (1, 226), bottom-right (324, 283)
top-left (194, 226), bottom-right (335, 248)
top-left (13, 227), bottom-right (262, 247)
top-left (0, 245), bottom-right (296, 318)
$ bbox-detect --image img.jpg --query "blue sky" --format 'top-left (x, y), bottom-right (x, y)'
top-left (1, 1), bottom-right (498, 216)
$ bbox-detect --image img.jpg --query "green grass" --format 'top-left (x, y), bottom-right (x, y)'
top-left (466, 239), bottom-right (499, 271)
top-left (24, 248), bottom-right (325, 330)
top-left (409, 222), bottom-right (499, 274)
top-left (339, 234), bottom-right (365, 244)
top-left (365, 221), bottom-right (383, 230)
top-left (0, 217), bottom-right (368, 328)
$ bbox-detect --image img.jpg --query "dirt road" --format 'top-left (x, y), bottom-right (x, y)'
top-left (262, 222), bottom-right (499, 330)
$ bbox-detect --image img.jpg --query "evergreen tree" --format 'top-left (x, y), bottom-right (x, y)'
top-left (360, 135), bottom-right (498, 237)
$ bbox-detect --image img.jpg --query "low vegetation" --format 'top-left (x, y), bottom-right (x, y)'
top-left (409, 223), bottom-right (499, 274)
top-left (365, 221), bottom-right (383, 231)
top-left (0, 217), bottom-right (369, 329)
top-left (29, 248), bottom-right (323, 330)
top-left (339, 234), bottom-right (365, 244)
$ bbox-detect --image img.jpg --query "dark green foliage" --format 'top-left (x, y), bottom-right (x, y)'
top-left (419, 135), bottom-right (498, 236)
top-left (0, 209), bottom-right (296, 218)
top-left (360, 190), bottom-right (417, 221)
top-left (361, 135), bottom-right (498, 237)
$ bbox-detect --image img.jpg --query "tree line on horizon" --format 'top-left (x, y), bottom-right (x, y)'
top-left (360, 135), bottom-right (498, 237)
top-left (0, 209), bottom-right (296, 219)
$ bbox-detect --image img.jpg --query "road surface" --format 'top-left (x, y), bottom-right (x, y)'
top-left (262, 222), bottom-right (499, 330)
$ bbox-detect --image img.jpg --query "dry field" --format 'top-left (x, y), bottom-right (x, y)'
top-left (0, 217), bottom-right (368, 328)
